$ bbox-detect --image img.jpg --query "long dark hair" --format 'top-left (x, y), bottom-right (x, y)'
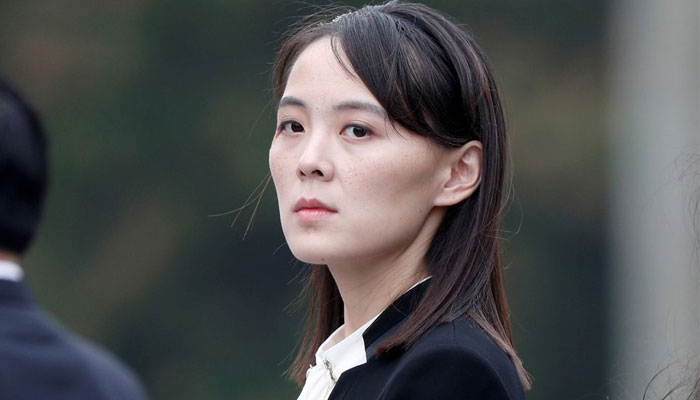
top-left (272, 1), bottom-right (530, 388)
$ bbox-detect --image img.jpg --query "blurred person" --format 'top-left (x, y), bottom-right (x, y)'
top-left (0, 74), bottom-right (147, 400)
top-left (268, 2), bottom-right (529, 399)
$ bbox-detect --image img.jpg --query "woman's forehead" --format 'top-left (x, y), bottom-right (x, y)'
top-left (281, 38), bottom-right (383, 114)
top-left (287, 39), bottom-right (359, 88)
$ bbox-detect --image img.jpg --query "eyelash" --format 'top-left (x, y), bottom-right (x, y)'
top-left (276, 120), bottom-right (374, 139)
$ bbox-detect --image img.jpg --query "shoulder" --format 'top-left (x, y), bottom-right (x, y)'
top-left (381, 317), bottom-right (524, 400)
top-left (0, 303), bottom-right (147, 400)
top-left (67, 334), bottom-right (148, 400)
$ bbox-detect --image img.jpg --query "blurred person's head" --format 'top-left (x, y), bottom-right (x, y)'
top-left (268, 1), bottom-right (529, 388)
top-left (0, 75), bottom-right (48, 259)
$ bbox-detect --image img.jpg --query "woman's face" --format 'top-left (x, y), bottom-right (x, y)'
top-left (269, 37), bottom-right (450, 266)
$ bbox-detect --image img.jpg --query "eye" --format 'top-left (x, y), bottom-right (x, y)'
top-left (278, 120), bottom-right (304, 135)
top-left (341, 124), bottom-right (372, 139)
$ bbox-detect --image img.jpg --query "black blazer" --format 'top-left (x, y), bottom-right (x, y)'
top-left (327, 280), bottom-right (525, 400)
top-left (0, 279), bottom-right (147, 400)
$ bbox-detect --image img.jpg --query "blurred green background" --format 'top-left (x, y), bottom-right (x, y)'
top-left (0, 1), bottom-right (608, 399)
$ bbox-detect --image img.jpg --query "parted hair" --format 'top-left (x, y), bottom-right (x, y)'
top-left (271, 1), bottom-right (530, 389)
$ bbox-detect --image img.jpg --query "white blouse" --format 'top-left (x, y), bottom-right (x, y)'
top-left (296, 277), bottom-right (432, 400)
top-left (296, 311), bottom-right (379, 400)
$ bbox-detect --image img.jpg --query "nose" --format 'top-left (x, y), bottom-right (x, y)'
top-left (296, 130), bottom-right (334, 181)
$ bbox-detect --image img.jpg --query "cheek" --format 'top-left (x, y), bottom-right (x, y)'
top-left (341, 152), bottom-right (437, 226)
top-left (330, 158), bottom-right (435, 261)
top-left (346, 151), bottom-right (435, 199)
top-left (269, 145), bottom-right (295, 194)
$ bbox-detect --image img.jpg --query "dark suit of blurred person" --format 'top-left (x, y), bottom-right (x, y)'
top-left (0, 75), bottom-right (147, 400)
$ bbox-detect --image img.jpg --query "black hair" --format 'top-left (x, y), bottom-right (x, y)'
top-left (0, 75), bottom-right (48, 254)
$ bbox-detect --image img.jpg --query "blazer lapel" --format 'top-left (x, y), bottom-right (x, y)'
top-left (362, 278), bottom-right (431, 359)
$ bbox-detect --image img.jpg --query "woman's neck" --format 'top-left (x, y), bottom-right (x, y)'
top-left (0, 250), bottom-right (19, 263)
top-left (326, 206), bottom-right (445, 339)
top-left (329, 257), bottom-right (428, 339)
top-left (329, 264), bottom-right (427, 336)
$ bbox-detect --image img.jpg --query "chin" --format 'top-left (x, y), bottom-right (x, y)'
top-left (289, 247), bottom-right (333, 265)
top-left (287, 240), bottom-right (344, 265)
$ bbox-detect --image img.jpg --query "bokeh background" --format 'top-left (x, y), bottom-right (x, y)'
top-left (1, 1), bottom-right (697, 399)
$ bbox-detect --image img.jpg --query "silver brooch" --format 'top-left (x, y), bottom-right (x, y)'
top-left (323, 358), bottom-right (337, 383)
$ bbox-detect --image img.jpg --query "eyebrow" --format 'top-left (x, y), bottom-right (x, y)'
top-left (278, 96), bottom-right (386, 118)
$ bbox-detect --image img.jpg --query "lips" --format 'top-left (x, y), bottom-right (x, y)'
top-left (293, 197), bottom-right (337, 212)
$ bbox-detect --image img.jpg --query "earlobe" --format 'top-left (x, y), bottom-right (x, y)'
top-left (434, 140), bottom-right (482, 207)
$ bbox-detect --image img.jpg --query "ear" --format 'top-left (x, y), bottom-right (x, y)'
top-left (433, 140), bottom-right (482, 207)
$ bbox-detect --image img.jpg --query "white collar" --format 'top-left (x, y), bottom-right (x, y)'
top-left (314, 275), bottom-right (432, 381)
top-left (297, 276), bottom-right (432, 400)
top-left (298, 310), bottom-right (379, 400)
top-left (314, 311), bottom-right (378, 383)
top-left (0, 260), bottom-right (23, 282)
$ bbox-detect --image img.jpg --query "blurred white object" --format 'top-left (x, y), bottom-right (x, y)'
top-left (609, 0), bottom-right (700, 398)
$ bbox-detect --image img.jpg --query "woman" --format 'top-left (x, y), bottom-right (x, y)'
top-left (268, 1), bottom-right (530, 399)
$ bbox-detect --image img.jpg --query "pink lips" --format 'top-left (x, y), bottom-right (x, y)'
top-left (294, 198), bottom-right (337, 221)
